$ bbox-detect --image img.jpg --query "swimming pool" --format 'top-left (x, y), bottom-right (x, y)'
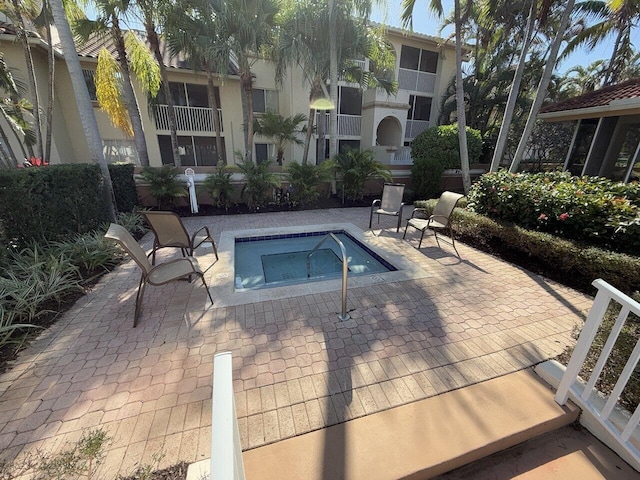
top-left (234, 230), bottom-right (396, 290)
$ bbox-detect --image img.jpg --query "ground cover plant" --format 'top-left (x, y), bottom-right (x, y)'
top-left (467, 170), bottom-right (640, 255)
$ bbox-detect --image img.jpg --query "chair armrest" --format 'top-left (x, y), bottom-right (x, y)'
top-left (371, 199), bottom-right (381, 208)
top-left (191, 226), bottom-right (213, 248)
top-left (410, 208), bottom-right (428, 219)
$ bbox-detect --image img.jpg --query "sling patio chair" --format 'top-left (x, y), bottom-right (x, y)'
top-left (403, 191), bottom-right (465, 256)
top-left (369, 183), bottom-right (406, 232)
top-left (143, 211), bottom-right (218, 265)
top-left (105, 223), bottom-right (214, 327)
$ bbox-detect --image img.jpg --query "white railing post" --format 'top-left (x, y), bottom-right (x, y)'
top-left (211, 352), bottom-right (245, 480)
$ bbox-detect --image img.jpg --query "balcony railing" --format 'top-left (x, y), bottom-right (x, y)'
top-left (405, 120), bottom-right (429, 139)
top-left (398, 68), bottom-right (437, 93)
top-left (154, 105), bottom-right (223, 133)
top-left (316, 113), bottom-right (362, 137)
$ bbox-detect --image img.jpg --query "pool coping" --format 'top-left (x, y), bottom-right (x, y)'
top-left (207, 223), bottom-right (434, 308)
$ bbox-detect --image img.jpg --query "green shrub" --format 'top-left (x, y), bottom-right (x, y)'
top-left (467, 170), bottom-right (640, 255)
top-left (49, 231), bottom-right (124, 274)
top-left (203, 166), bottom-right (235, 210)
top-left (108, 163), bottom-right (138, 213)
top-left (139, 166), bottom-right (187, 209)
top-left (0, 164), bottom-right (110, 247)
top-left (238, 158), bottom-right (280, 211)
top-left (334, 149), bottom-right (391, 201)
top-left (410, 125), bottom-right (483, 200)
top-left (286, 161), bottom-right (333, 206)
top-left (114, 209), bottom-right (148, 237)
top-left (414, 199), bottom-right (640, 294)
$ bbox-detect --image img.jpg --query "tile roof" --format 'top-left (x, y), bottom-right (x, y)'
top-left (69, 30), bottom-right (239, 75)
top-left (540, 78), bottom-right (640, 114)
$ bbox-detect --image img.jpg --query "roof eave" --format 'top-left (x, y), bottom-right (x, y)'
top-left (539, 98), bottom-right (640, 122)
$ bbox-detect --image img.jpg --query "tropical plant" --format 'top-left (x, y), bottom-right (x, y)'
top-left (49, 0), bottom-right (117, 221)
top-left (237, 157), bottom-right (280, 210)
top-left (276, 0), bottom-right (396, 164)
top-left (286, 161), bottom-right (333, 206)
top-left (411, 125), bottom-right (483, 200)
top-left (203, 166), bottom-right (235, 210)
top-left (211, 0), bottom-right (279, 162)
top-left (115, 208), bottom-right (148, 236)
top-left (509, 0), bottom-right (576, 173)
top-left (73, 0), bottom-right (161, 166)
top-left (0, 54), bottom-right (35, 167)
top-left (136, 0), bottom-right (184, 166)
top-left (164, 0), bottom-right (229, 165)
top-left (139, 165), bottom-right (187, 208)
top-left (253, 111), bottom-right (307, 165)
top-left (402, 0), bottom-right (471, 193)
top-left (334, 149), bottom-right (391, 201)
top-left (49, 230), bottom-right (123, 273)
top-left (565, 0), bottom-right (640, 87)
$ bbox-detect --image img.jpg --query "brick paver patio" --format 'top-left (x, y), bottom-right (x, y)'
top-left (0, 208), bottom-right (593, 476)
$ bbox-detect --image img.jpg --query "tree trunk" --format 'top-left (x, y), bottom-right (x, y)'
top-left (454, 0), bottom-right (471, 194)
top-left (303, 105), bottom-right (314, 165)
top-left (603, 27), bottom-right (625, 86)
top-left (0, 121), bottom-right (19, 166)
top-left (13, 0), bottom-right (43, 160)
top-left (205, 65), bottom-right (225, 165)
top-left (2, 108), bottom-right (29, 161)
top-left (509, 0), bottom-right (575, 173)
top-left (112, 20), bottom-right (149, 166)
top-left (328, 0), bottom-right (338, 159)
top-left (146, 23), bottom-right (181, 166)
top-left (489, 0), bottom-right (536, 172)
top-left (240, 65), bottom-right (254, 162)
top-left (44, 4), bottom-right (54, 163)
top-left (50, 0), bottom-right (116, 221)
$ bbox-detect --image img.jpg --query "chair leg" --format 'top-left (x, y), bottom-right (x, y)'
top-left (134, 275), bottom-right (146, 328)
top-left (396, 212), bottom-right (402, 232)
top-left (450, 227), bottom-right (460, 257)
top-left (403, 223), bottom-right (409, 239)
top-left (201, 274), bottom-right (214, 304)
top-left (418, 229), bottom-right (425, 248)
top-left (433, 230), bottom-right (441, 248)
top-left (369, 209), bottom-right (374, 229)
top-left (210, 239), bottom-right (218, 260)
top-left (151, 243), bottom-right (158, 265)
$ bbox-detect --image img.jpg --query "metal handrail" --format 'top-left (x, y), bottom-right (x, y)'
top-left (306, 233), bottom-right (350, 321)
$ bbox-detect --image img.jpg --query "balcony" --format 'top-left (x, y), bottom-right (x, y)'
top-left (154, 105), bottom-right (223, 133)
top-left (316, 113), bottom-right (362, 137)
top-left (405, 120), bottom-right (429, 139)
top-left (398, 68), bottom-right (437, 93)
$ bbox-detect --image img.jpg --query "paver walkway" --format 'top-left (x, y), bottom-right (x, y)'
top-left (0, 208), bottom-right (593, 477)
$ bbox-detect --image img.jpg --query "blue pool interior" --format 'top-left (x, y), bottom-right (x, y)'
top-left (234, 230), bottom-right (396, 290)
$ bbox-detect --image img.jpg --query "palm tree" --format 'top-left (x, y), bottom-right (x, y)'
top-left (253, 111), bottom-right (306, 165)
top-left (50, 0), bottom-right (116, 220)
top-left (212, 0), bottom-right (279, 163)
top-left (73, 0), bottom-right (153, 166)
top-left (164, 0), bottom-right (229, 165)
top-left (3, 0), bottom-right (42, 160)
top-left (561, 61), bottom-right (607, 96)
top-left (509, 0), bottom-right (576, 173)
top-left (402, 0), bottom-right (472, 193)
top-left (566, 0), bottom-right (640, 86)
top-left (134, 0), bottom-right (182, 166)
top-left (275, 0), bottom-right (396, 164)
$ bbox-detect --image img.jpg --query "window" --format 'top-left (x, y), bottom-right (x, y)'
top-left (400, 46), bottom-right (438, 74)
top-left (158, 135), bottom-right (225, 166)
top-left (339, 140), bottom-right (360, 153)
top-left (339, 87), bottom-right (362, 115)
top-left (103, 139), bottom-right (139, 164)
top-left (255, 143), bottom-right (275, 164)
top-left (158, 83), bottom-right (221, 108)
top-left (253, 89), bottom-right (279, 113)
top-left (83, 69), bottom-right (97, 101)
top-left (407, 95), bottom-right (432, 121)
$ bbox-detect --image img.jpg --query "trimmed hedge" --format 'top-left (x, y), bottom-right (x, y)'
top-left (411, 125), bottom-right (483, 200)
top-left (0, 164), bottom-right (110, 247)
top-left (108, 163), bottom-right (138, 213)
top-left (414, 199), bottom-right (640, 295)
top-left (467, 171), bottom-right (640, 255)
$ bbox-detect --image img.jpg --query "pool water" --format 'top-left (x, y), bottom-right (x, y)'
top-left (234, 230), bottom-right (396, 290)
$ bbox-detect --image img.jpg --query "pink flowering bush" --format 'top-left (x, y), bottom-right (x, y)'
top-left (467, 171), bottom-right (640, 255)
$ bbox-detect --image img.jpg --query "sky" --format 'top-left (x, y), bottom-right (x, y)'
top-left (371, 0), bottom-right (640, 75)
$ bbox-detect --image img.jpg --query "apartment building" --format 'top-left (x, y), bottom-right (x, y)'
top-left (0, 23), bottom-right (462, 171)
